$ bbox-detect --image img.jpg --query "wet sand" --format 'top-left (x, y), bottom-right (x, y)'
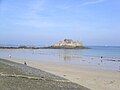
top-left (0, 58), bottom-right (90, 90)
top-left (4, 57), bottom-right (120, 90)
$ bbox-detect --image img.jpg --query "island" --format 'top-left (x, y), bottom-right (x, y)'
top-left (0, 39), bottom-right (87, 49)
top-left (46, 39), bottom-right (86, 49)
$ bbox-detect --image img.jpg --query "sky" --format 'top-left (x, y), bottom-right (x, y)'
top-left (0, 0), bottom-right (120, 46)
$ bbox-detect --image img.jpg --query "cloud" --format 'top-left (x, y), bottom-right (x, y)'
top-left (1, 0), bottom-right (105, 28)
top-left (57, 0), bottom-right (105, 10)
top-left (15, 19), bottom-right (58, 28)
top-left (78, 0), bottom-right (105, 7)
top-left (13, 0), bottom-right (54, 28)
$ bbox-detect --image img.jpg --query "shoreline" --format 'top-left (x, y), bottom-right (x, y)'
top-left (0, 58), bottom-right (89, 90)
top-left (2, 57), bottom-right (120, 90)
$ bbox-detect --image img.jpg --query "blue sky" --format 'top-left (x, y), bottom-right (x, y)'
top-left (0, 0), bottom-right (120, 46)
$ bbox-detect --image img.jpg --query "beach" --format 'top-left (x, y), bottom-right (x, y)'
top-left (4, 57), bottom-right (120, 90)
top-left (1, 0), bottom-right (120, 90)
top-left (0, 58), bottom-right (89, 90)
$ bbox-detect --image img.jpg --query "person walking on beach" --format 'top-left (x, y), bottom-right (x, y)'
top-left (100, 56), bottom-right (103, 63)
top-left (9, 55), bottom-right (11, 58)
top-left (24, 61), bottom-right (27, 65)
top-left (101, 56), bottom-right (103, 59)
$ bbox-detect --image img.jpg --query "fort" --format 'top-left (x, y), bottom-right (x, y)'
top-left (50, 39), bottom-right (85, 49)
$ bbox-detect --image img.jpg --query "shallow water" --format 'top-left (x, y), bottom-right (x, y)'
top-left (0, 46), bottom-right (120, 71)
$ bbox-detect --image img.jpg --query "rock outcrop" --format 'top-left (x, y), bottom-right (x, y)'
top-left (50, 39), bottom-right (85, 49)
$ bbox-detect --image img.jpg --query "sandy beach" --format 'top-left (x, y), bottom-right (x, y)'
top-left (1, 0), bottom-right (120, 90)
top-left (0, 58), bottom-right (90, 90)
top-left (3, 57), bottom-right (120, 90)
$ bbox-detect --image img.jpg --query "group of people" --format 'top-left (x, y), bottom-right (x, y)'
top-left (9, 54), bottom-right (27, 65)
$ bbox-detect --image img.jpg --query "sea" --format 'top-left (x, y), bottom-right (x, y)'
top-left (0, 46), bottom-right (120, 72)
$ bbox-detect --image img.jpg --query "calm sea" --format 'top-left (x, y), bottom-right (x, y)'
top-left (0, 46), bottom-right (120, 71)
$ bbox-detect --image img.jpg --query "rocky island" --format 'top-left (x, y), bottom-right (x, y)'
top-left (0, 39), bottom-right (86, 49)
top-left (48, 39), bottom-right (85, 49)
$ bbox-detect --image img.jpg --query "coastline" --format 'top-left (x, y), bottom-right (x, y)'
top-left (2, 57), bottom-right (120, 90)
top-left (0, 58), bottom-right (89, 90)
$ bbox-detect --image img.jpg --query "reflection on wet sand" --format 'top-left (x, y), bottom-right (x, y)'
top-left (103, 59), bottom-right (120, 62)
top-left (59, 55), bottom-right (82, 60)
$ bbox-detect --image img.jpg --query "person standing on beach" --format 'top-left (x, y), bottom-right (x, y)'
top-left (101, 56), bottom-right (103, 59)
top-left (24, 61), bottom-right (27, 65)
top-left (100, 56), bottom-right (103, 63)
top-left (9, 55), bottom-right (11, 58)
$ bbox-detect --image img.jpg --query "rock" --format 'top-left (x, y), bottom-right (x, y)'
top-left (50, 39), bottom-right (85, 49)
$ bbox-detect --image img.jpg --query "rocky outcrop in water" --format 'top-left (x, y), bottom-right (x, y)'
top-left (49, 39), bottom-right (85, 49)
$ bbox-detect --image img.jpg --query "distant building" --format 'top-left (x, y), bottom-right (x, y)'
top-left (64, 39), bottom-right (73, 43)
top-left (51, 39), bottom-right (84, 49)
